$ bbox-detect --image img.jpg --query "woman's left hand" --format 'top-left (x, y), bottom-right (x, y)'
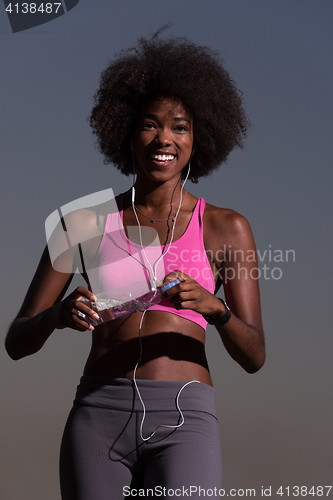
top-left (160, 271), bottom-right (225, 318)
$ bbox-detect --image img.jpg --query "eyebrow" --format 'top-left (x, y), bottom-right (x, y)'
top-left (141, 113), bottom-right (191, 125)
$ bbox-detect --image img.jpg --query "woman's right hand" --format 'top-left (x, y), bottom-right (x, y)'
top-left (52, 286), bottom-right (99, 331)
top-left (6, 247), bottom-right (100, 360)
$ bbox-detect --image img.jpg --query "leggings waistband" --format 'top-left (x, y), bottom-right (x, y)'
top-left (74, 376), bottom-right (217, 416)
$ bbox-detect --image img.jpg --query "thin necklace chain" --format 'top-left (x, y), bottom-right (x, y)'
top-left (133, 191), bottom-right (187, 223)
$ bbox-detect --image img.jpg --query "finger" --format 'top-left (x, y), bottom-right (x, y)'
top-left (173, 271), bottom-right (192, 282)
top-left (73, 320), bottom-right (94, 331)
top-left (167, 286), bottom-right (192, 302)
top-left (174, 298), bottom-right (199, 310)
top-left (74, 299), bottom-right (100, 319)
top-left (71, 317), bottom-right (92, 331)
top-left (161, 280), bottom-right (191, 301)
top-left (62, 299), bottom-right (97, 330)
top-left (74, 286), bottom-right (97, 302)
top-left (72, 310), bottom-right (95, 330)
top-left (74, 305), bottom-right (100, 328)
top-left (161, 270), bottom-right (192, 285)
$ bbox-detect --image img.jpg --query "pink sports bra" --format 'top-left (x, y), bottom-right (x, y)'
top-left (88, 193), bottom-right (215, 330)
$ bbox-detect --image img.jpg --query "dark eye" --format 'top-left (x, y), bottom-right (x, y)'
top-left (143, 122), bottom-right (156, 130)
top-left (175, 125), bottom-right (188, 132)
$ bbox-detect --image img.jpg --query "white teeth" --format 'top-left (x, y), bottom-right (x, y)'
top-left (151, 154), bottom-right (175, 161)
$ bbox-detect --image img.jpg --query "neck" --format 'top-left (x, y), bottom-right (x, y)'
top-left (132, 175), bottom-right (185, 210)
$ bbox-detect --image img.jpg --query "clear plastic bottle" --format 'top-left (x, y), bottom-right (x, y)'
top-left (78, 279), bottom-right (181, 326)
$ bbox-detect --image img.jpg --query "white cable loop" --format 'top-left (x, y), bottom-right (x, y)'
top-left (133, 310), bottom-right (200, 442)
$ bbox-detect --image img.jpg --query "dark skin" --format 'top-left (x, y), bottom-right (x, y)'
top-left (5, 97), bottom-right (265, 381)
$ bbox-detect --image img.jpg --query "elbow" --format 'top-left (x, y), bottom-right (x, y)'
top-left (5, 322), bottom-right (24, 360)
top-left (244, 348), bottom-right (266, 374)
top-left (5, 341), bottom-right (40, 360)
top-left (246, 327), bottom-right (266, 374)
top-left (5, 334), bottom-right (34, 361)
top-left (5, 337), bottom-right (43, 360)
top-left (5, 318), bottom-right (43, 360)
top-left (5, 346), bottom-right (33, 361)
top-left (5, 347), bottom-right (21, 361)
top-left (245, 357), bottom-right (265, 374)
top-left (5, 339), bottom-right (23, 360)
top-left (7, 354), bottom-right (23, 361)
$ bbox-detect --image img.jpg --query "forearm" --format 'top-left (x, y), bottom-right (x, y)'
top-left (216, 314), bottom-right (265, 373)
top-left (199, 296), bottom-right (265, 372)
top-left (5, 306), bottom-right (58, 360)
top-left (209, 300), bottom-right (265, 373)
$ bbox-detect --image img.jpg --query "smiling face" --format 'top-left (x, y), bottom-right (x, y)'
top-left (133, 96), bottom-right (194, 185)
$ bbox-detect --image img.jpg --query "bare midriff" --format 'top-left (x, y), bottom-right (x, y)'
top-left (83, 310), bottom-right (213, 386)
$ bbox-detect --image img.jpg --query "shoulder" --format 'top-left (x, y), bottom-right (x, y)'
top-left (62, 207), bottom-right (102, 235)
top-left (203, 201), bottom-right (252, 238)
top-left (47, 191), bottom-right (118, 271)
top-left (202, 201), bottom-right (256, 267)
top-left (56, 187), bottom-right (118, 235)
top-left (57, 190), bottom-right (119, 242)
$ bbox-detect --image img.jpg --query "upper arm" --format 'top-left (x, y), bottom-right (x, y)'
top-left (16, 245), bottom-right (74, 320)
top-left (221, 213), bottom-right (263, 333)
top-left (205, 207), bottom-right (263, 333)
top-left (16, 201), bottom-right (110, 320)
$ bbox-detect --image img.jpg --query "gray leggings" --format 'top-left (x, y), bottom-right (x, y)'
top-left (60, 376), bottom-right (222, 499)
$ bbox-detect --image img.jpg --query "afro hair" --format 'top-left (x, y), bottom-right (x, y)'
top-left (90, 30), bottom-right (248, 183)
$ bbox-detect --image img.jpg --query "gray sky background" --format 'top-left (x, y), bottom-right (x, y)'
top-left (1, 1), bottom-right (332, 499)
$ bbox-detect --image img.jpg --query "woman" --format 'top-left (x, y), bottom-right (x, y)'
top-left (6, 33), bottom-right (265, 499)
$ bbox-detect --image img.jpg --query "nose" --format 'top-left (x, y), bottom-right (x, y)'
top-left (155, 127), bottom-right (172, 146)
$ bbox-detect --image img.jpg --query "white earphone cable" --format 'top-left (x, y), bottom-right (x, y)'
top-left (133, 309), bottom-right (200, 442)
top-left (131, 162), bottom-right (191, 287)
top-left (130, 162), bottom-right (200, 442)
